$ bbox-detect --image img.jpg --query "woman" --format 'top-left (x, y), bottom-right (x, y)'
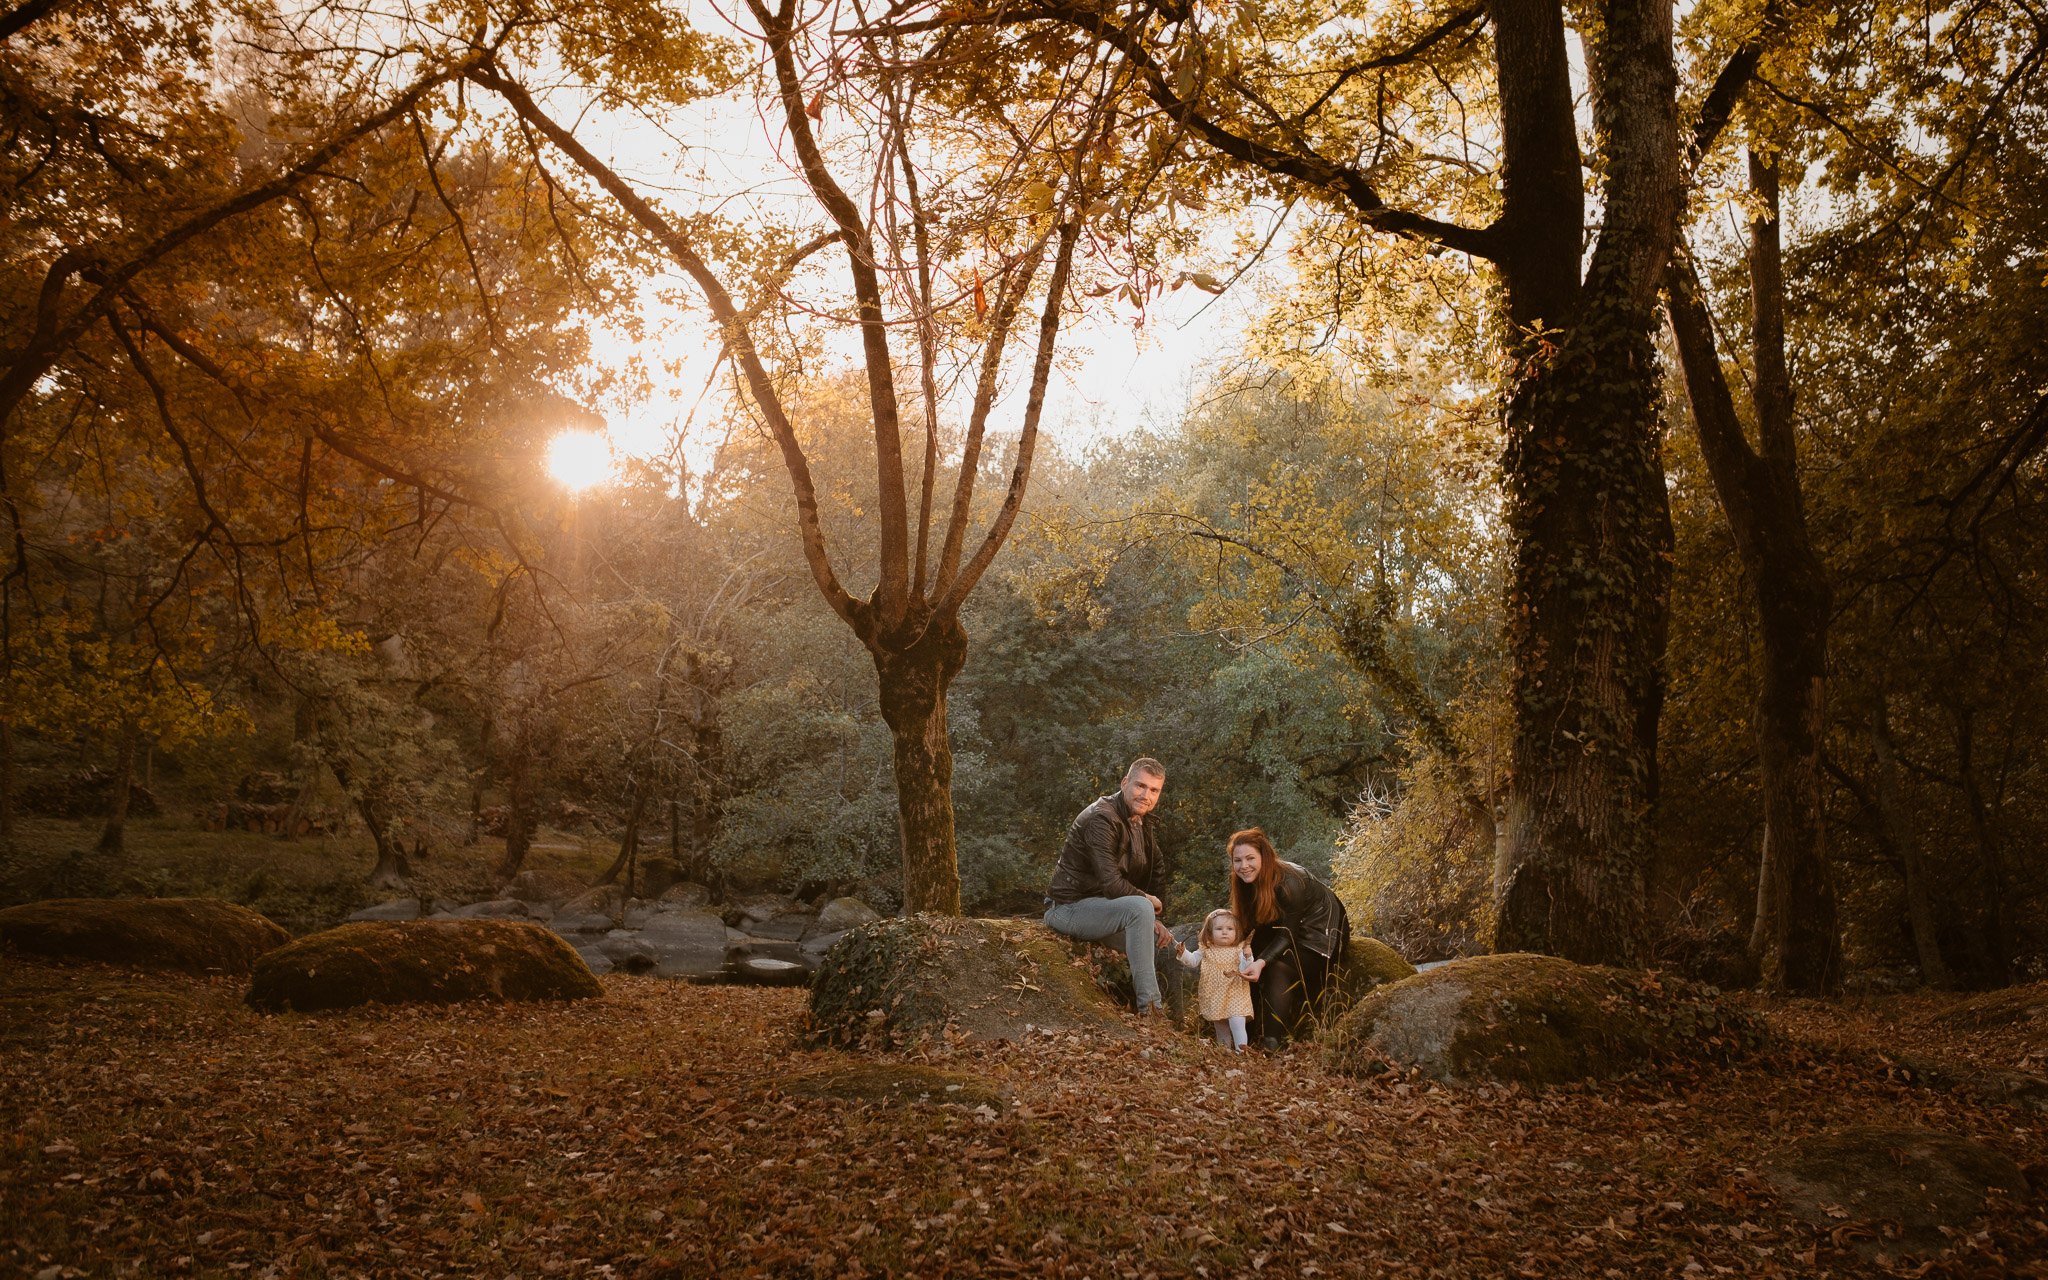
top-left (1227, 828), bottom-right (1350, 1050)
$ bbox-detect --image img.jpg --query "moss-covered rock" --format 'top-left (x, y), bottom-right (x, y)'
top-left (1323, 952), bottom-right (1774, 1085)
top-left (1266, 934), bottom-right (1424, 1040)
top-left (764, 1063), bottom-right (1002, 1110)
top-left (0, 897), bottom-right (289, 975)
top-left (806, 916), bottom-right (1127, 1048)
top-left (1926, 982), bottom-right (2048, 1030)
top-left (245, 919), bottom-right (603, 1012)
top-left (1763, 1126), bottom-right (2032, 1257)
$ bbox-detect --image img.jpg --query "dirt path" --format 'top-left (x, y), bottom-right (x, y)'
top-left (3, 962), bottom-right (2042, 1278)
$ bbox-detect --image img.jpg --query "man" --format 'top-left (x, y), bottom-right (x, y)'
top-left (1044, 757), bottom-right (1176, 1014)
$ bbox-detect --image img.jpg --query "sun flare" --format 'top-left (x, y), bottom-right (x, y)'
top-left (546, 429), bottom-right (613, 492)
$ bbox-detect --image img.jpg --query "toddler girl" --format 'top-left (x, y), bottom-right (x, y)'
top-left (1174, 908), bottom-right (1265, 1050)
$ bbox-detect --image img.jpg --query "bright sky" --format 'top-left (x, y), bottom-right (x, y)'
top-left (533, 25), bottom-right (1283, 491)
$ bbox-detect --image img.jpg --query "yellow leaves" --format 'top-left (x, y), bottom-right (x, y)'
top-left (1021, 180), bottom-right (1056, 216)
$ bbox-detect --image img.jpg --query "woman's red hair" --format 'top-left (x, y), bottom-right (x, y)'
top-left (1227, 828), bottom-right (1283, 928)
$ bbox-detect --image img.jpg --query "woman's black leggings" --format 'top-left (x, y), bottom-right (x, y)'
top-left (1249, 929), bottom-right (1340, 1041)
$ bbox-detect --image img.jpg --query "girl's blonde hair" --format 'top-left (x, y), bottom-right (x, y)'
top-left (1200, 908), bottom-right (1241, 947)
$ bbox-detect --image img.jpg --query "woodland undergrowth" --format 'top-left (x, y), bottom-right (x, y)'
top-left (2, 963), bottom-right (2045, 1279)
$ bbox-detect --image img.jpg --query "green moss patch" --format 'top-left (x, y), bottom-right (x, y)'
top-left (1324, 952), bottom-right (1775, 1085)
top-left (806, 916), bottom-right (1127, 1048)
top-left (0, 897), bottom-right (289, 975)
top-left (245, 919), bottom-right (603, 1012)
top-left (764, 1063), bottom-right (1002, 1110)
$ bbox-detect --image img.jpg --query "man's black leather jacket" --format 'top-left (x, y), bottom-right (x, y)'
top-left (1046, 791), bottom-right (1159, 905)
top-left (1251, 861), bottom-right (1350, 962)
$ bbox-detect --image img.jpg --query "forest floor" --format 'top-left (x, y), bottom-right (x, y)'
top-left (3, 960), bottom-right (2045, 1280)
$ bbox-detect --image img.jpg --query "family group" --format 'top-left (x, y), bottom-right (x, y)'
top-left (1043, 757), bottom-right (1350, 1051)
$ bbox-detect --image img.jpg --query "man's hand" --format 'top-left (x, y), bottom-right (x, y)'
top-left (1153, 920), bottom-right (1175, 949)
top-left (1146, 893), bottom-right (1163, 914)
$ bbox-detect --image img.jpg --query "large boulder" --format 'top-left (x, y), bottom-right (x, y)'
top-left (550, 884), bottom-right (621, 934)
top-left (1323, 952), bottom-right (1774, 1085)
top-left (814, 896), bottom-right (882, 933)
top-left (245, 919), bottom-right (603, 1012)
top-left (1763, 1127), bottom-right (2033, 1257)
top-left (0, 897), bottom-right (288, 975)
top-left (807, 916), bottom-right (1128, 1047)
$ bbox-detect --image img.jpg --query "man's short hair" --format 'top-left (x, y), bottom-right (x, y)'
top-left (1125, 757), bottom-right (1166, 781)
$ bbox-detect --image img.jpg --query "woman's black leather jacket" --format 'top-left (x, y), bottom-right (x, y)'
top-left (1251, 862), bottom-right (1350, 962)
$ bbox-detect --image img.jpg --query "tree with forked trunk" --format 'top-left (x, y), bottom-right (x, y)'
top-left (1667, 151), bottom-right (1839, 993)
top-left (469, 0), bottom-right (1122, 912)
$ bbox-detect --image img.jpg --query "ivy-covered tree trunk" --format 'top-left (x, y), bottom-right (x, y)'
top-left (1492, 284), bottom-right (1674, 964)
top-left (1490, 0), bottom-right (1679, 966)
top-left (95, 726), bottom-right (138, 856)
top-left (871, 612), bottom-right (968, 917)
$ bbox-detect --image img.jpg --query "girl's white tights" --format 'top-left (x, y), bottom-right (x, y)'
top-left (1211, 1016), bottom-right (1248, 1050)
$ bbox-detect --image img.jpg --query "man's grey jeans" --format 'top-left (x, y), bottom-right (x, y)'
top-left (1043, 895), bottom-right (1161, 1008)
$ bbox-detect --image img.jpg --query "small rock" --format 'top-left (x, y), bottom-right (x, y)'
top-left (549, 910), bottom-right (614, 936)
top-left (1764, 1126), bottom-right (2032, 1257)
top-left (559, 884), bottom-right (624, 918)
top-left (800, 929), bottom-right (849, 959)
top-left (658, 881), bottom-right (711, 910)
top-left (730, 955), bottom-right (808, 986)
top-left (576, 947), bottom-right (615, 976)
top-left (622, 899), bottom-right (660, 929)
top-left (448, 900), bottom-right (533, 920)
top-left (346, 899), bottom-right (422, 923)
top-left (598, 931), bottom-right (658, 975)
top-left (814, 896), bottom-right (883, 933)
top-left (747, 910), bottom-right (817, 942)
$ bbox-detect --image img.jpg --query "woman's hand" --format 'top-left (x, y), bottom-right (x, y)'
top-left (1243, 959), bottom-right (1265, 980)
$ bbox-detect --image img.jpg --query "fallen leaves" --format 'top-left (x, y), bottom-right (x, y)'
top-left (3, 961), bottom-right (2046, 1279)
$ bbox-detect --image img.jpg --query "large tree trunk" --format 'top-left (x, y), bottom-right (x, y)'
top-left (1666, 153), bottom-right (1839, 992)
top-left (95, 726), bottom-right (137, 855)
top-left (492, 719), bottom-right (535, 883)
top-left (870, 611), bottom-right (968, 916)
top-left (1870, 697), bottom-right (1950, 989)
top-left (1489, 0), bottom-right (1680, 966)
